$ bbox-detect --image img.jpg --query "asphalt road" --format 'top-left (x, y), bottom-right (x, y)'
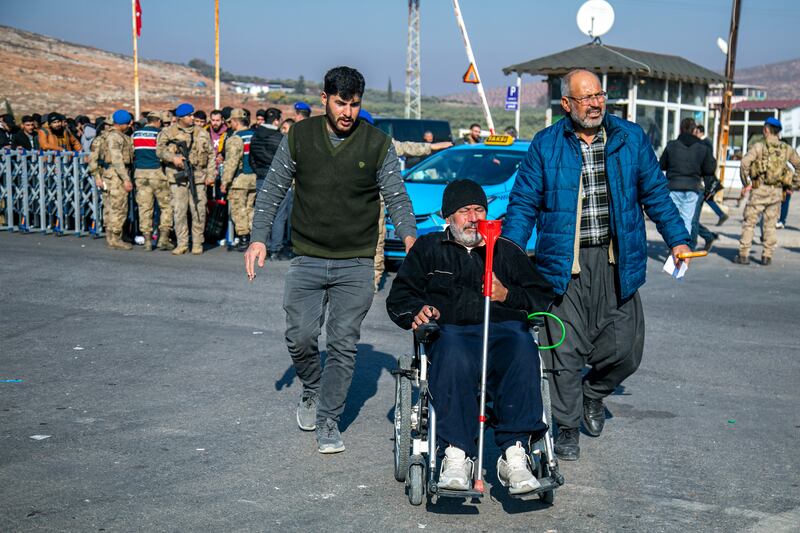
top-left (1, 208), bottom-right (799, 532)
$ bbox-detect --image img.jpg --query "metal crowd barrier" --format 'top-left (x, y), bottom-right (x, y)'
top-left (0, 149), bottom-right (103, 236)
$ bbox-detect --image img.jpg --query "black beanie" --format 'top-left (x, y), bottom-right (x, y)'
top-left (441, 179), bottom-right (488, 218)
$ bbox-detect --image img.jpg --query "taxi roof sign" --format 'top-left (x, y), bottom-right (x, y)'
top-left (484, 134), bottom-right (515, 146)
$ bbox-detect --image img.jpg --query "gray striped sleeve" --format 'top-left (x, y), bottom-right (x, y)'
top-left (378, 144), bottom-right (417, 242)
top-left (251, 136), bottom-right (295, 245)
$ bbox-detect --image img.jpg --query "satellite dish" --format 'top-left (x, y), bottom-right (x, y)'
top-left (577, 0), bottom-right (615, 40)
top-left (717, 37), bottom-right (729, 55)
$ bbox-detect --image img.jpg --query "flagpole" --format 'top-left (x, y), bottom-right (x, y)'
top-left (132, 0), bottom-right (140, 119)
top-left (214, 0), bottom-right (220, 109)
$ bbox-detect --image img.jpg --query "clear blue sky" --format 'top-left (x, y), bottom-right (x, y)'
top-left (3, 0), bottom-right (798, 95)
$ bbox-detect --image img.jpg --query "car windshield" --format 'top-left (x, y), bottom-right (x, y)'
top-left (404, 148), bottom-right (524, 186)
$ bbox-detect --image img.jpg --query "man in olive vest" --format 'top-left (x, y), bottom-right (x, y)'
top-left (244, 66), bottom-right (417, 454)
top-left (735, 117), bottom-right (800, 265)
top-left (221, 108), bottom-right (256, 251)
top-left (133, 112), bottom-right (173, 251)
top-left (156, 103), bottom-right (215, 255)
top-left (101, 110), bottom-right (135, 250)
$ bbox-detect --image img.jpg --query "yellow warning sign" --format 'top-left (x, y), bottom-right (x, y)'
top-left (463, 63), bottom-right (479, 84)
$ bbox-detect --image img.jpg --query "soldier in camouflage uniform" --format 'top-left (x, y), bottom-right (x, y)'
top-left (735, 117), bottom-right (800, 266)
top-left (100, 110), bottom-right (135, 250)
top-left (221, 108), bottom-right (256, 251)
top-left (87, 118), bottom-right (113, 234)
top-left (133, 112), bottom-right (173, 251)
top-left (156, 103), bottom-right (215, 255)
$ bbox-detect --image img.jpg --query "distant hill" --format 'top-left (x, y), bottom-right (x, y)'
top-left (442, 81), bottom-right (548, 108)
top-left (736, 57), bottom-right (800, 99)
top-left (0, 25), bottom-right (307, 117)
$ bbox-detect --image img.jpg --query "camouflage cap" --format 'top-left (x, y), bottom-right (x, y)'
top-left (229, 108), bottom-right (247, 120)
top-left (146, 111), bottom-right (162, 122)
top-left (161, 110), bottom-right (174, 122)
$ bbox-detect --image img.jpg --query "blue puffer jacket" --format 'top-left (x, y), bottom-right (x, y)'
top-left (503, 114), bottom-right (689, 299)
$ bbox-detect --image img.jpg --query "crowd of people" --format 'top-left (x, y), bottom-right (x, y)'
top-left (0, 101), bottom-right (316, 255)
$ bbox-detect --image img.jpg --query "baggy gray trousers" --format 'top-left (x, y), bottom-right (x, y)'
top-left (283, 256), bottom-right (375, 424)
top-left (543, 246), bottom-right (645, 429)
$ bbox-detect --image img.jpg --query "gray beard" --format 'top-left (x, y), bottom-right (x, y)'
top-left (570, 107), bottom-right (604, 129)
top-left (449, 223), bottom-right (483, 247)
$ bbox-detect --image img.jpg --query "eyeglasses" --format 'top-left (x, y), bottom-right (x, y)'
top-left (566, 91), bottom-right (607, 105)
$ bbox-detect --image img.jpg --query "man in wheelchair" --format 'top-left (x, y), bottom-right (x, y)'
top-left (386, 179), bottom-right (554, 495)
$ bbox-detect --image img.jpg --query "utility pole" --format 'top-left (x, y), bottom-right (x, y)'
top-left (405, 0), bottom-right (421, 119)
top-left (214, 0), bottom-right (220, 110)
top-left (715, 0), bottom-right (741, 184)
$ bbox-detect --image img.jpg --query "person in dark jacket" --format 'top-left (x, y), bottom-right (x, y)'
top-left (12, 116), bottom-right (40, 150)
top-left (250, 107), bottom-right (283, 187)
top-left (503, 69), bottom-right (691, 462)
top-left (386, 179), bottom-right (554, 495)
top-left (250, 107), bottom-right (293, 259)
top-left (659, 117), bottom-right (717, 236)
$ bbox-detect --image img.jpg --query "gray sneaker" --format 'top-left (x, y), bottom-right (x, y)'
top-left (316, 418), bottom-right (345, 454)
top-left (296, 391), bottom-right (318, 431)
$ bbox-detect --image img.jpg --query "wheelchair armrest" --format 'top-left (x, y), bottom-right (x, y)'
top-left (413, 321), bottom-right (440, 344)
top-left (529, 318), bottom-right (545, 329)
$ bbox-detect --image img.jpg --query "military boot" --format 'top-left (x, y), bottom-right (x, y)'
top-left (157, 233), bottom-right (175, 251)
top-left (191, 243), bottom-right (203, 255)
top-left (142, 232), bottom-right (152, 251)
top-left (172, 243), bottom-right (189, 255)
top-left (107, 232), bottom-right (132, 250)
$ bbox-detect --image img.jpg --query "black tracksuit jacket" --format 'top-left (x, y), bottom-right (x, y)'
top-left (386, 228), bottom-right (554, 330)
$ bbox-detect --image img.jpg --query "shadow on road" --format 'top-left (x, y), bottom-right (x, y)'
top-left (273, 344), bottom-right (397, 432)
top-left (341, 344), bottom-right (396, 431)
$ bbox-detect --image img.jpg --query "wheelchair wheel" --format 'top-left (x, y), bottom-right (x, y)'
top-left (541, 375), bottom-right (553, 427)
top-left (538, 376), bottom-right (555, 503)
top-left (408, 463), bottom-right (425, 506)
top-left (394, 353), bottom-right (412, 482)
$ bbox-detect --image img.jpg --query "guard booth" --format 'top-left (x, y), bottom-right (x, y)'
top-left (502, 41), bottom-right (724, 156)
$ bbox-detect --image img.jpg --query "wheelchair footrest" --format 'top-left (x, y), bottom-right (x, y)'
top-left (508, 476), bottom-right (562, 500)
top-left (433, 487), bottom-right (485, 500)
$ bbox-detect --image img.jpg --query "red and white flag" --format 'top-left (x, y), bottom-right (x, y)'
top-left (135, 0), bottom-right (142, 37)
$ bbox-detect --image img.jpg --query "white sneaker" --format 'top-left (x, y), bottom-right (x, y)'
top-left (437, 446), bottom-right (473, 491)
top-left (776, 221), bottom-right (785, 229)
top-left (497, 442), bottom-right (540, 495)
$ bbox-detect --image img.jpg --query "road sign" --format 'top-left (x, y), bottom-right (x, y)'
top-left (463, 63), bottom-right (479, 84)
top-left (505, 85), bottom-right (518, 110)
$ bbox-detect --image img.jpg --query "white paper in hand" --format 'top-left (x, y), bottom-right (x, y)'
top-left (663, 255), bottom-right (688, 279)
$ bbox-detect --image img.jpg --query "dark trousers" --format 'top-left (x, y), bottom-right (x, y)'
top-left (691, 194), bottom-right (718, 249)
top-left (707, 198), bottom-right (724, 219)
top-left (543, 247), bottom-right (645, 430)
top-left (428, 321), bottom-right (547, 458)
top-left (779, 193), bottom-right (791, 225)
top-left (269, 189), bottom-right (293, 254)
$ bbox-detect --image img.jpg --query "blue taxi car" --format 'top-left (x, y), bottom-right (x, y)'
top-left (385, 135), bottom-right (537, 260)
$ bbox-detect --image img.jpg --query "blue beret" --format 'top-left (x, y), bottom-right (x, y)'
top-left (358, 109), bottom-right (374, 125)
top-left (175, 103), bottom-right (195, 118)
top-left (294, 101), bottom-right (311, 112)
top-left (765, 117), bottom-right (782, 130)
top-left (112, 110), bottom-right (132, 124)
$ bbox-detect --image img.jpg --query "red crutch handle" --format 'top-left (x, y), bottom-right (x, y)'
top-left (477, 219), bottom-right (502, 297)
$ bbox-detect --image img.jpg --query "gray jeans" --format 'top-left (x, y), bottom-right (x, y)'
top-left (283, 255), bottom-right (375, 423)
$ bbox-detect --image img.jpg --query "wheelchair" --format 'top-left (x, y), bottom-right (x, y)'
top-left (391, 320), bottom-right (565, 506)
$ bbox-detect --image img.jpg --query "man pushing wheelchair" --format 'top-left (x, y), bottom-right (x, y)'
top-left (386, 179), bottom-right (555, 496)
